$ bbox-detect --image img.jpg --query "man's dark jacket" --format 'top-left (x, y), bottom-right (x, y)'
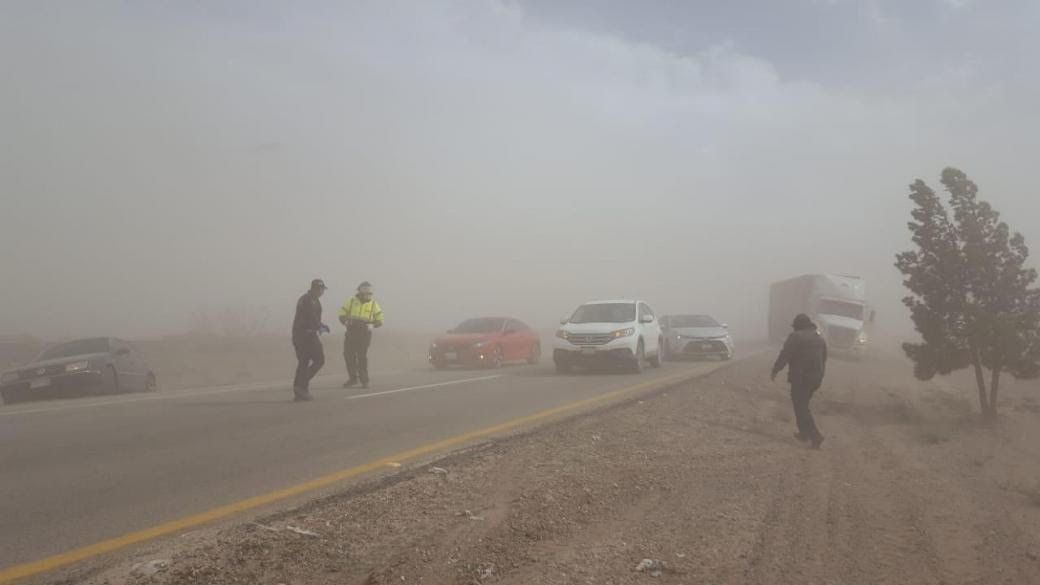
top-left (772, 327), bottom-right (828, 388)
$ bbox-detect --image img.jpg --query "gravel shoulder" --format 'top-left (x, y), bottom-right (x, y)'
top-left (61, 352), bottom-right (1040, 585)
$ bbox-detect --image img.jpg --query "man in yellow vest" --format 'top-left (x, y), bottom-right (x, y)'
top-left (339, 281), bottom-right (384, 389)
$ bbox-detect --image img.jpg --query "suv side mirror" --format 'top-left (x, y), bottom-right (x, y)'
top-left (639, 315), bottom-right (654, 324)
top-left (559, 317), bottom-right (569, 325)
top-left (722, 323), bottom-right (729, 328)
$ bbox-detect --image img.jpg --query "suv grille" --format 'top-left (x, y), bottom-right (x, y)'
top-left (568, 333), bottom-right (614, 346)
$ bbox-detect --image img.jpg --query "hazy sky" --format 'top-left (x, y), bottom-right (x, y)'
top-left (2, 0), bottom-right (1039, 340)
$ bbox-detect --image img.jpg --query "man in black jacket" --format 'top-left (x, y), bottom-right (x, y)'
top-left (771, 313), bottom-right (828, 448)
top-left (291, 279), bottom-right (329, 401)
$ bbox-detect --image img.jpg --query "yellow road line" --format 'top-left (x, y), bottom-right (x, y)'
top-left (0, 366), bottom-right (715, 584)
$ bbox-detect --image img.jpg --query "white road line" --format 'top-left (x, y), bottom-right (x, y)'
top-left (343, 374), bottom-right (503, 401)
top-left (0, 369), bottom-right (411, 417)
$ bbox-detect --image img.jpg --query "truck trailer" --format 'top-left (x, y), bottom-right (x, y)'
top-left (768, 274), bottom-right (873, 352)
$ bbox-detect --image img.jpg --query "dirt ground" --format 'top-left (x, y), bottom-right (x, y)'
top-left (74, 350), bottom-right (1040, 585)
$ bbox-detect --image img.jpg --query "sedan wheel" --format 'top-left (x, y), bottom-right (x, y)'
top-left (527, 343), bottom-right (541, 365)
top-left (102, 366), bottom-right (120, 395)
top-left (489, 346), bottom-right (504, 369)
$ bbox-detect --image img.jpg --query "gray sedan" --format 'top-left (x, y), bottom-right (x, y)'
top-left (660, 314), bottom-right (735, 361)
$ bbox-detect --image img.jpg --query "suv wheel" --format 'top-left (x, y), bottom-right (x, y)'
top-left (629, 340), bottom-right (645, 374)
top-left (649, 338), bottom-right (663, 368)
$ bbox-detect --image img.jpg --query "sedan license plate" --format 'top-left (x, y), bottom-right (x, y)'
top-left (30, 377), bottom-right (51, 389)
top-left (443, 352), bottom-right (457, 361)
top-left (581, 348), bottom-right (597, 356)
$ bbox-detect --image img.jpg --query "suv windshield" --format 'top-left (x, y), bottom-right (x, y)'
top-left (817, 299), bottom-right (865, 320)
top-left (569, 303), bottom-right (636, 324)
top-left (454, 318), bottom-right (505, 334)
top-left (39, 338), bottom-right (110, 360)
top-left (667, 315), bottom-right (719, 328)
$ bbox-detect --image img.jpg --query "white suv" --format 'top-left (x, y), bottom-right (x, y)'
top-left (553, 300), bottom-right (664, 374)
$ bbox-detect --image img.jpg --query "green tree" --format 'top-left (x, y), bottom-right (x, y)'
top-left (895, 168), bottom-right (1040, 419)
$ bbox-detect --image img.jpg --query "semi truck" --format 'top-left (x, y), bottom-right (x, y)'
top-left (768, 274), bottom-right (874, 353)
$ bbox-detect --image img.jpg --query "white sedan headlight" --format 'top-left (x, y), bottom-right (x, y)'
top-left (65, 360), bottom-right (90, 373)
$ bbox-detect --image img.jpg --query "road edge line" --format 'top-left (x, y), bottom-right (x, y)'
top-left (0, 364), bottom-right (728, 584)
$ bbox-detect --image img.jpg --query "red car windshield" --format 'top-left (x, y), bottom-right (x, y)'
top-left (454, 318), bottom-right (505, 334)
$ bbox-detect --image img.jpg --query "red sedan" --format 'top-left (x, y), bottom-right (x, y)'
top-left (429, 317), bottom-right (541, 369)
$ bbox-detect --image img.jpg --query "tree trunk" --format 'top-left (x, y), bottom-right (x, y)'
top-left (986, 367), bottom-right (1002, 421)
top-left (969, 341), bottom-right (989, 415)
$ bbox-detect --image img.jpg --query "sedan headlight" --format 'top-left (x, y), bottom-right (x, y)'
top-left (611, 328), bottom-right (635, 339)
top-left (429, 342), bottom-right (438, 349)
top-left (1, 371), bottom-right (20, 384)
top-left (65, 360), bottom-right (90, 373)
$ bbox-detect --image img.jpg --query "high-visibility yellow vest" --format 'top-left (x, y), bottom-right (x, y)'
top-left (338, 296), bottom-right (384, 324)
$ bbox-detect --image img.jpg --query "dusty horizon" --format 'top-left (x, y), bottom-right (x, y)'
top-left (3, 1), bottom-right (1038, 342)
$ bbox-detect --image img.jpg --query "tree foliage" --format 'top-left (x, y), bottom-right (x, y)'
top-left (895, 168), bottom-right (1040, 418)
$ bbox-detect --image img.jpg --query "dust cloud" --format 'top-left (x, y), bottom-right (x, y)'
top-left (2, 1), bottom-right (1039, 343)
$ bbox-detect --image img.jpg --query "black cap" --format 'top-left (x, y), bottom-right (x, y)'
top-left (310, 279), bottom-right (327, 290)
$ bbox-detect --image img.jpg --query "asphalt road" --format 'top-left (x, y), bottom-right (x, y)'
top-left (0, 358), bottom-right (725, 571)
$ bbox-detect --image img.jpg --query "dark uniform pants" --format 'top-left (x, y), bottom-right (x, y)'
top-left (293, 333), bottom-right (325, 394)
top-left (344, 327), bottom-right (372, 384)
top-left (790, 379), bottom-right (822, 440)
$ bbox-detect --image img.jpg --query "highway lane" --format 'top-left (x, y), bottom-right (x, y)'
top-left (0, 359), bottom-right (726, 571)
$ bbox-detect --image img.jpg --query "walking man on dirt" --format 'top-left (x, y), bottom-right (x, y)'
top-left (771, 313), bottom-right (827, 448)
top-left (291, 278), bottom-right (330, 402)
top-left (339, 281), bottom-right (384, 389)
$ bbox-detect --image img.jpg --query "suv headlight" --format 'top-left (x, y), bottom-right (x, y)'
top-left (1, 371), bottom-right (20, 384)
top-left (555, 330), bottom-right (571, 340)
top-left (857, 330), bottom-right (868, 344)
top-left (611, 328), bottom-right (635, 339)
top-left (65, 360), bottom-right (90, 373)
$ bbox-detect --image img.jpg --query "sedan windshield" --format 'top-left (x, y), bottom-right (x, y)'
top-left (39, 338), bottom-right (110, 360)
top-left (454, 318), bottom-right (505, 334)
top-left (569, 303), bottom-right (636, 324)
top-left (666, 315), bottom-right (719, 328)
